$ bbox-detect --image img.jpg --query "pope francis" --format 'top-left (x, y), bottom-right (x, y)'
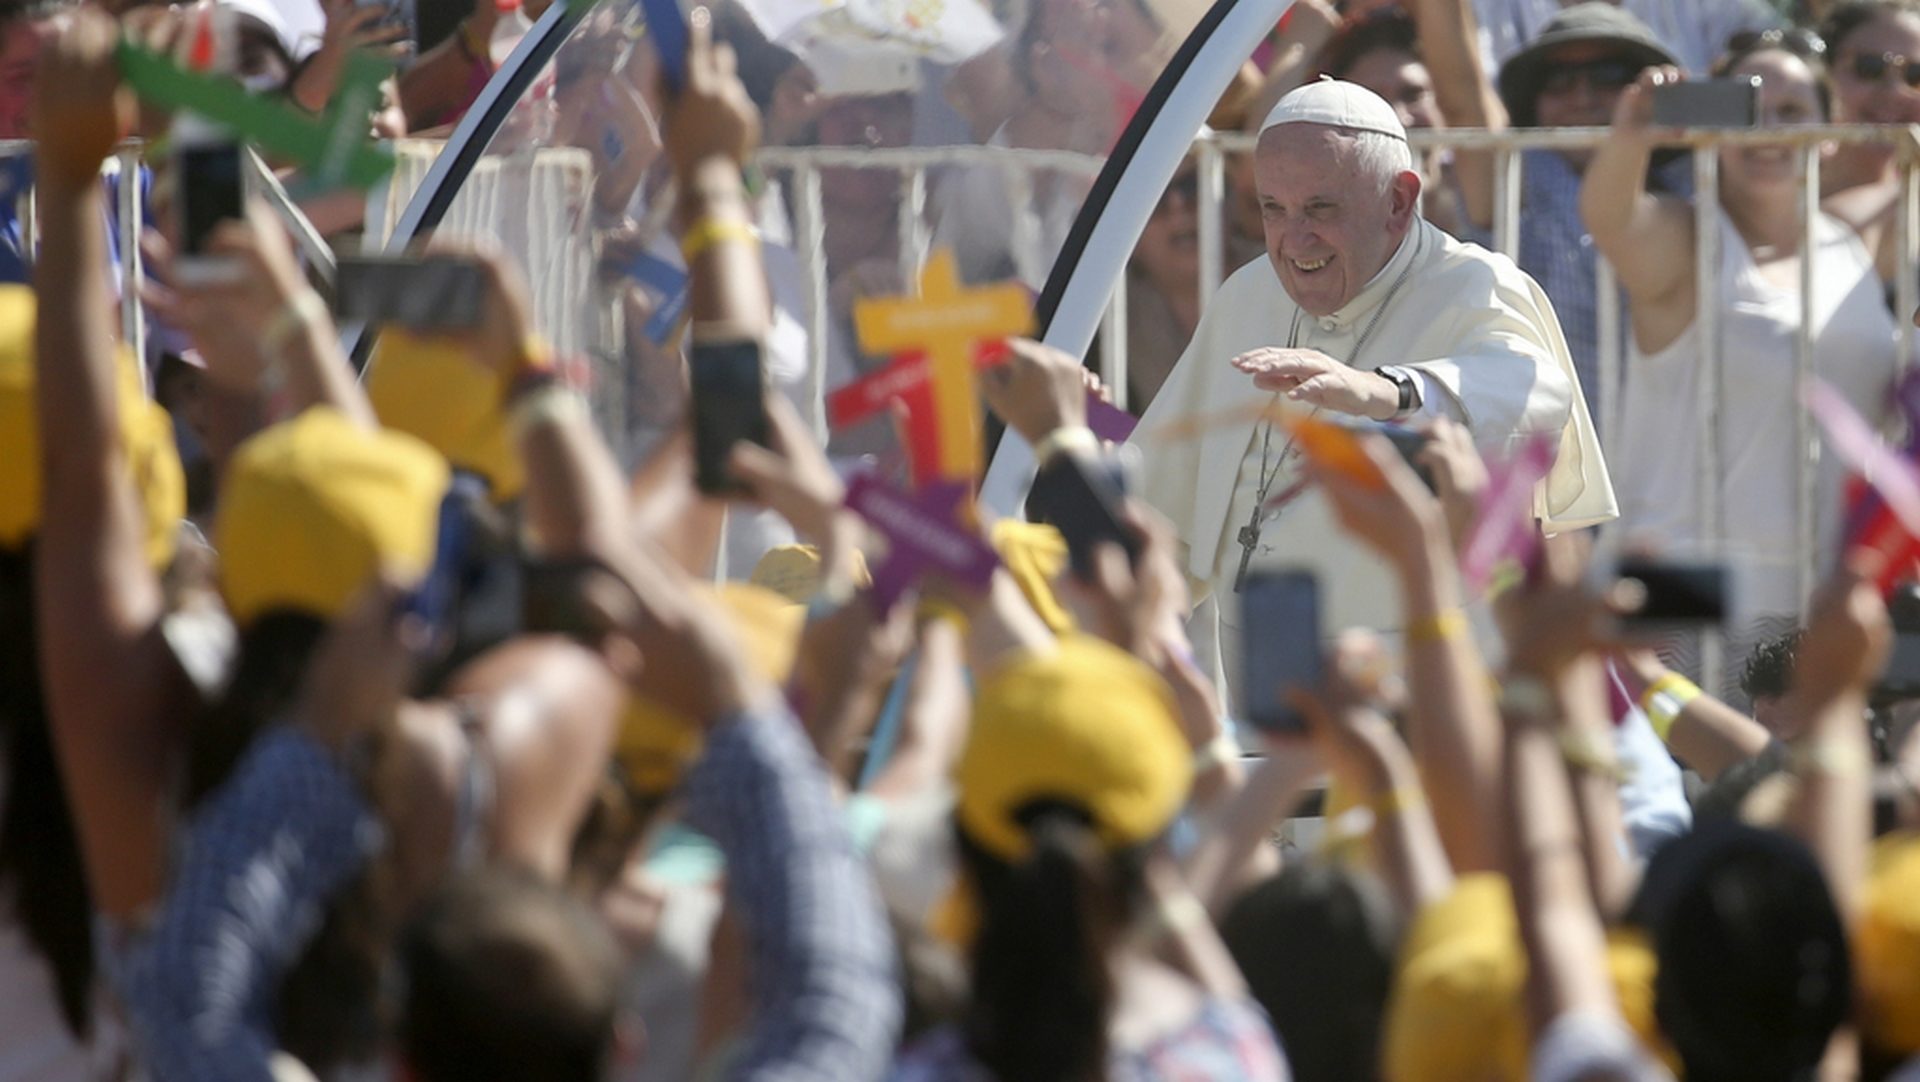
top-left (1127, 79), bottom-right (1616, 705)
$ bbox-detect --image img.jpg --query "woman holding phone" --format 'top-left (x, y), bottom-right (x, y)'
top-left (1580, 33), bottom-right (1899, 693)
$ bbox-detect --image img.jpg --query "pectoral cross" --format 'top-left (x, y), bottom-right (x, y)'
top-left (1233, 507), bottom-right (1265, 594)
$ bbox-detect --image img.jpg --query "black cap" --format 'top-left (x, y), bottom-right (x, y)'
top-left (1497, 2), bottom-right (1680, 127)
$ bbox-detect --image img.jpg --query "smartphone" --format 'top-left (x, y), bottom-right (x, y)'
top-left (1240, 569), bottom-right (1322, 733)
top-left (689, 337), bottom-right (770, 495)
top-left (1615, 558), bottom-right (1728, 628)
top-left (174, 141), bottom-right (245, 284)
top-left (1375, 423), bottom-right (1438, 493)
top-left (334, 255), bottom-right (488, 332)
top-left (1651, 77), bottom-right (1760, 129)
top-left (1028, 450), bottom-right (1140, 579)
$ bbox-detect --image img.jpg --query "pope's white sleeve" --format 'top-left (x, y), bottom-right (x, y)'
top-left (1408, 370), bottom-right (1467, 423)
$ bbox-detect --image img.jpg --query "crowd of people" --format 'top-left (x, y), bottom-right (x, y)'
top-left (7, 0), bottom-right (1920, 1079)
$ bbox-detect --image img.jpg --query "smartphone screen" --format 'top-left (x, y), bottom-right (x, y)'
top-left (689, 338), bottom-right (769, 495)
top-left (1240, 569), bottom-right (1321, 733)
top-left (1028, 451), bottom-right (1140, 579)
top-left (1650, 78), bottom-right (1760, 128)
top-left (177, 142), bottom-right (244, 258)
top-left (1616, 558), bottom-right (1728, 627)
top-left (335, 256), bottom-right (488, 332)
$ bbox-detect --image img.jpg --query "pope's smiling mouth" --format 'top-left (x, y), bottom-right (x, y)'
top-left (1292, 256), bottom-right (1331, 272)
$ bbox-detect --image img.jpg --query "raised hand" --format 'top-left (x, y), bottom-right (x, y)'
top-left (1607, 64), bottom-right (1685, 145)
top-left (1792, 555), bottom-right (1893, 706)
top-left (981, 336), bottom-right (1091, 445)
top-left (726, 395), bottom-right (848, 543)
top-left (1305, 430), bottom-right (1449, 575)
top-left (32, 7), bottom-right (133, 190)
top-left (1233, 347), bottom-right (1398, 420)
top-left (292, 576), bottom-right (422, 754)
top-left (1415, 418), bottom-right (1488, 552)
top-left (660, 6), bottom-right (759, 177)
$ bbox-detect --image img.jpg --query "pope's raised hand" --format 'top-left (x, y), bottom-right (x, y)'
top-left (1232, 347), bottom-right (1398, 421)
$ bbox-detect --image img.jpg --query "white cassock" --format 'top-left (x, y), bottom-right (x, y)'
top-left (1127, 217), bottom-right (1617, 705)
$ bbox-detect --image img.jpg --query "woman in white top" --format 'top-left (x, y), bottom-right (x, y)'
top-left (1581, 36), bottom-right (1899, 688)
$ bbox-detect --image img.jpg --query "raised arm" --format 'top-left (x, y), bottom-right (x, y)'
top-left (1612, 648), bottom-right (1773, 781)
top-left (1498, 538), bottom-right (1665, 1082)
top-left (1782, 558), bottom-right (1890, 923)
top-left (1407, 0), bottom-right (1507, 229)
top-left (151, 202), bottom-right (378, 441)
top-left (1238, 0), bottom-right (1342, 134)
top-left (1578, 67), bottom-right (1696, 351)
top-left (30, 9), bottom-right (198, 919)
top-left (1311, 436), bottom-right (1505, 873)
top-left (667, 11), bottom-right (770, 345)
top-left (1296, 640), bottom-right (1456, 919)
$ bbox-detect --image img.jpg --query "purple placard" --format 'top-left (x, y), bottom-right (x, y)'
top-left (846, 475), bottom-right (999, 609)
top-left (1087, 394), bottom-right (1138, 442)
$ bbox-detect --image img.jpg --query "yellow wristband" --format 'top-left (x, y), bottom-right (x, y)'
top-left (1407, 608), bottom-right (1468, 646)
top-left (679, 217), bottom-right (758, 264)
top-left (1639, 672), bottom-right (1701, 744)
top-left (1787, 740), bottom-right (1872, 779)
top-left (916, 596), bottom-right (972, 633)
top-left (1559, 728), bottom-right (1627, 782)
top-left (1369, 786), bottom-right (1426, 819)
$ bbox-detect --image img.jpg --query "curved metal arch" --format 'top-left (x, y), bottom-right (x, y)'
top-left (980, 0), bottom-right (1289, 515)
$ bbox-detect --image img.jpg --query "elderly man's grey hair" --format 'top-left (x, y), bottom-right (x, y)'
top-left (1347, 129), bottom-right (1414, 196)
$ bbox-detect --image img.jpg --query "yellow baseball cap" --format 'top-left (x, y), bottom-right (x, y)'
top-left (990, 518), bottom-right (1075, 635)
top-left (0, 286), bottom-right (184, 567)
top-left (956, 635), bottom-right (1188, 861)
top-left (364, 329), bottom-right (524, 501)
top-left (1383, 875), bottom-right (1677, 1082)
top-left (215, 406), bottom-right (450, 627)
top-left (615, 583), bottom-right (805, 794)
top-left (1859, 831), bottom-right (1920, 1054)
top-left (1383, 873), bottom-right (1529, 1082)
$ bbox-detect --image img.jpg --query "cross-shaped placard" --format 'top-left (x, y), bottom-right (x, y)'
top-left (854, 249), bottom-right (1031, 484)
top-left (116, 39), bottom-right (396, 190)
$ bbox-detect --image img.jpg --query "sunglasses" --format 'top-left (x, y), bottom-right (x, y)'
top-left (1539, 60), bottom-right (1638, 97)
top-left (1843, 50), bottom-right (1920, 88)
top-left (1725, 27), bottom-right (1827, 60)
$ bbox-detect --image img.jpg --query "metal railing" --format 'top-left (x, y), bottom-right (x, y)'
top-left (0, 140), bottom-right (340, 383)
top-left (752, 144), bottom-right (1107, 440)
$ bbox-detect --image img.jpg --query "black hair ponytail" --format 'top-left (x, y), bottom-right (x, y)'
top-left (962, 801), bottom-right (1139, 1082)
top-left (0, 546), bottom-right (95, 1036)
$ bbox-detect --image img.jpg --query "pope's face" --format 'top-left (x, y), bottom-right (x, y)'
top-left (1254, 124), bottom-right (1417, 317)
